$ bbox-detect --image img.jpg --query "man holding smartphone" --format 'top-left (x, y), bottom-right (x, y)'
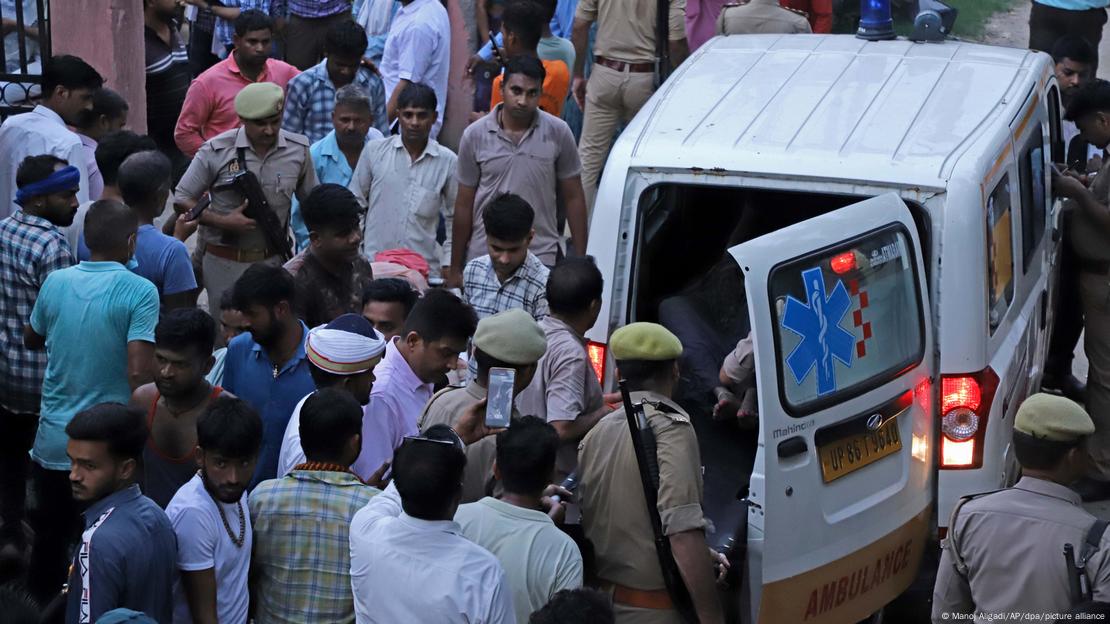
top-left (173, 82), bottom-right (318, 315)
top-left (418, 308), bottom-right (548, 503)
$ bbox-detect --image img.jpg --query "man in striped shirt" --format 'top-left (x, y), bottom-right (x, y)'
top-left (144, 0), bottom-right (192, 169)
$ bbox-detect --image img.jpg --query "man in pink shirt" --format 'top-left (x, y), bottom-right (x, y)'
top-left (174, 10), bottom-right (299, 158)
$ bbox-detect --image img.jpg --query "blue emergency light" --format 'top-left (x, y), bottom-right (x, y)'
top-left (857, 0), bottom-right (896, 41)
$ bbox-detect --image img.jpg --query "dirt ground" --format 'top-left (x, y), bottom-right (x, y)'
top-left (978, 0), bottom-right (1110, 77)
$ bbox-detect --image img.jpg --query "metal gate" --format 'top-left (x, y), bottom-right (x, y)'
top-left (0, 0), bottom-right (49, 119)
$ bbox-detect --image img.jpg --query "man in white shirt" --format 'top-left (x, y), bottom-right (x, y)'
top-left (166, 396), bottom-right (261, 624)
top-left (0, 54), bottom-right (102, 220)
top-left (277, 313), bottom-right (387, 480)
top-left (379, 0), bottom-right (450, 138)
top-left (350, 422), bottom-right (516, 623)
top-left (455, 417), bottom-right (584, 623)
top-left (361, 289), bottom-right (478, 472)
top-left (349, 82), bottom-right (457, 279)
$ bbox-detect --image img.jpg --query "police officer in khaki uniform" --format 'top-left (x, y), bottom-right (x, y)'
top-left (577, 323), bottom-right (725, 624)
top-left (1054, 80), bottom-right (1110, 501)
top-left (418, 308), bottom-right (547, 503)
top-left (932, 394), bottom-right (1110, 621)
top-left (173, 82), bottom-right (318, 312)
top-left (571, 0), bottom-right (689, 215)
top-left (716, 0), bottom-right (812, 35)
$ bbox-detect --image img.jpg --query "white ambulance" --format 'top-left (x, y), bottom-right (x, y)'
top-left (583, 34), bottom-right (1063, 622)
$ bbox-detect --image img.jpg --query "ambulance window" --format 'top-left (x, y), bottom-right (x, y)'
top-left (987, 175), bottom-right (1015, 333)
top-left (1047, 86), bottom-right (1063, 165)
top-left (769, 226), bottom-right (924, 414)
top-left (1019, 133), bottom-right (1047, 272)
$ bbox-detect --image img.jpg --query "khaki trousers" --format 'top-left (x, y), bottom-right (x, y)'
top-left (202, 252), bottom-right (282, 318)
top-left (578, 63), bottom-right (655, 216)
top-left (1081, 270), bottom-right (1110, 479)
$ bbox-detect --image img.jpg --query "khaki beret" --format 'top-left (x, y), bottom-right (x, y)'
top-left (1014, 393), bottom-right (1094, 442)
top-left (610, 322), bottom-right (683, 361)
top-left (234, 82), bottom-right (284, 120)
top-left (473, 308), bottom-right (547, 365)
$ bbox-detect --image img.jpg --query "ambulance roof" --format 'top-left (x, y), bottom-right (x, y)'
top-left (618, 35), bottom-right (1050, 189)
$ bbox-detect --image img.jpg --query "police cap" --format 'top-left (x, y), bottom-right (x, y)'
top-left (473, 308), bottom-right (547, 365)
top-left (234, 82), bottom-right (284, 120)
top-left (1014, 392), bottom-right (1094, 443)
top-left (610, 322), bottom-right (683, 361)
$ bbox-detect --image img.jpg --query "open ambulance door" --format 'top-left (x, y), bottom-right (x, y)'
top-left (728, 193), bottom-right (936, 624)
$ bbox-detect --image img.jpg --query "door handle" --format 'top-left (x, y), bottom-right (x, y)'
top-left (777, 436), bottom-right (808, 459)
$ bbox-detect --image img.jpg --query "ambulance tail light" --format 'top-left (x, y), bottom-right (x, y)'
top-left (939, 369), bottom-right (999, 470)
top-left (587, 341), bottom-right (607, 386)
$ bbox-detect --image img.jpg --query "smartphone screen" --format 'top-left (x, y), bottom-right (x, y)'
top-left (486, 367), bottom-right (515, 428)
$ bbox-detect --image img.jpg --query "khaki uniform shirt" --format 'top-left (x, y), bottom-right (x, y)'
top-left (418, 383), bottom-right (521, 503)
top-left (577, 0), bottom-right (687, 64)
top-left (516, 316), bottom-right (605, 477)
top-left (174, 127), bottom-right (318, 252)
top-left (577, 391), bottom-right (706, 591)
top-left (717, 0), bottom-right (813, 35)
top-left (1070, 155), bottom-right (1110, 262)
top-left (932, 476), bottom-right (1110, 621)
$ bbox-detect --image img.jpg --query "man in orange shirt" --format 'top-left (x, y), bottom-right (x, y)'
top-left (489, 1), bottom-right (569, 117)
top-left (781, 0), bottom-right (833, 33)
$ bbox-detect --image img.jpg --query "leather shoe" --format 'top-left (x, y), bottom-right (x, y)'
top-left (1043, 373), bottom-right (1087, 405)
top-left (1073, 478), bottom-right (1110, 502)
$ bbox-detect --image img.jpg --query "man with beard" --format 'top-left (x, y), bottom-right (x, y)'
top-left (132, 309), bottom-right (235, 508)
top-left (362, 289), bottom-right (478, 472)
top-left (290, 84), bottom-right (384, 252)
top-left (251, 389), bottom-right (378, 623)
top-left (349, 82), bottom-right (457, 281)
top-left (173, 80), bottom-right (318, 315)
top-left (0, 55), bottom-right (103, 220)
top-left (173, 10), bottom-right (300, 158)
top-left (63, 403), bottom-right (176, 622)
top-left (282, 20), bottom-right (389, 144)
top-left (284, 184), bottom-right (374, 328)
top-left (24, 199), bottom-right (158, 604)
top-left (166, 396), bottom-right (262, 624)
top-left (277, 313), bottom-right (387, 480)
top-left (450, 56), bottom-right (587, 284)
top-left (0, 155), bottom-right (79, 562)
top-left (1045, 34), bottom-right (1098, 406)
top-left (222, 264), bottom-right (315, 486)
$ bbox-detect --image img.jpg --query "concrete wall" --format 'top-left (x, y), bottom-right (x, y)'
top-left (51, 0), bottom-right (146, 133)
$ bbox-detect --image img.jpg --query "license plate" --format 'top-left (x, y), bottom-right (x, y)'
top-left (818, 417), bottom-right (902, 483)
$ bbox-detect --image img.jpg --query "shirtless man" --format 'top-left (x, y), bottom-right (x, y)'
top-left (131, 308), bottom-right (235, 508)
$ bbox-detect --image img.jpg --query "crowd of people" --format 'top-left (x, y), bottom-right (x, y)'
top-left (0, 0), bottom-right (752, 622)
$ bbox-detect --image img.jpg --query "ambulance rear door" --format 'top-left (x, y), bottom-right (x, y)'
top-left (728, 192), bottom-right (935, 624)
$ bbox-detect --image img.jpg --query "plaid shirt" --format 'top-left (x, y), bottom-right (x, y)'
top-left (282, 60), bottom-right (389, 143)
top-left (272, 0), bottom-right (351, 18)
top-left (214, 0), bottom-right (273, 51)
top-left (0, 211), bottom-right (75, 414)
top-left (248, 469), bottom-right (377, 624)
top-left (462, 252), bottom-right (549, 321)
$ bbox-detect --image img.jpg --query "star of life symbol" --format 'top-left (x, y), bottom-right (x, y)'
top-left (780, 267), bottom-right (854, 396)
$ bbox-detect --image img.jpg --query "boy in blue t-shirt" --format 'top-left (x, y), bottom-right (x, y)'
top-left (116, 150), bottom-right (197, 309)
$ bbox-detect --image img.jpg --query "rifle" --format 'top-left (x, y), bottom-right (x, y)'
top-left (1065, 519), bottom-right (1110, 606)
top-left (215, 148), bottom-right (294, 262)
top-left (654, 0), bottom-right (671, 88)
top-left (619, 380), bottom-right (695, 623)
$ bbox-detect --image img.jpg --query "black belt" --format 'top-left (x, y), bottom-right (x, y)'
top-left (1081, 258), bottom-right (1110, 275)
